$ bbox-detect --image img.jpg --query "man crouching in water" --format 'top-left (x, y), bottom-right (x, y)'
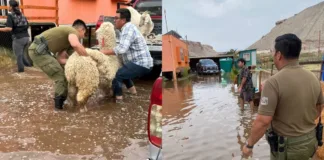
top-left (28, 19), bottom-right (88, 110)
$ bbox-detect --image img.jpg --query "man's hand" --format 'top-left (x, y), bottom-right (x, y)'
top-left (238, 86), bottom-right (242, 93)
top-left (57, 50), bottom-right (68, 65)
top-left (242, 145), bottom-right (253, 158)
top-left (100, 49), bottom-right (115, 55)
top-left (68, 34), bottom-right (88, 56)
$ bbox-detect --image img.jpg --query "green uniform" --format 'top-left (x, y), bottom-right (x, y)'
top-left (28, 26), bottom-right (79, 98)
top-left (259, 61), bottom-right (323, 159)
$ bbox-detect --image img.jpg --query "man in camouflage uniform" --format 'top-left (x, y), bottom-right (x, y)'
top-left (237, 58), bottom-right (255, 110)
top-left (242, 34), bottom-right (324, 159)
top-left (28, 19), bottom-right (88, 110)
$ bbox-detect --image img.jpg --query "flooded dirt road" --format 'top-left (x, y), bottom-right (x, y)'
top-left (0, 66), bottom-right (153, 160)
top-left (162, 75), bottom-right (269, 160)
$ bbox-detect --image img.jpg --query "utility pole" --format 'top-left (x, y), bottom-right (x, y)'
top-left (319, 30), bottom-right (321, 55)
top-left (164, 9), bottom-right (177, 81)
top-left (164, 9), bottom-right (169, 33)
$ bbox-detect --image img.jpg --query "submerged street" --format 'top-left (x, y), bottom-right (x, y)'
top-left (0, 66), bottom-right (154, 160)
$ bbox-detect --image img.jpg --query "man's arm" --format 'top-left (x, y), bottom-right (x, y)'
top-left (247, 115), bottom-right (272, 146)
top-left (242, 80), bottom-right (278, 157)
top-left (100, 49), bottom-right (115, 55)
top-left (0, 27), bottom-right (12, 32)
top-left (56, 50), bottom-right (68, 65)
top-left (240, 77), bottom-right (247, 89)
top-left (317, 82), bottom-right (324, 118)
top-left (0, 14), bottom-right (13, 32)
top-left (68, 34), bottom-right (87, 56)
top-left (112, 25), bottom-right (135, 55)
top-left (239, 68), bottom-right (248, 89)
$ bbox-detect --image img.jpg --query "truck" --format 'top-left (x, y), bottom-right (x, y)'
top-left (93, 0), bottom-right (162, 79)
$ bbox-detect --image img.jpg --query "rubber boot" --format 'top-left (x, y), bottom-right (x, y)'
top-left (54, 96), bottom-right (66, 110)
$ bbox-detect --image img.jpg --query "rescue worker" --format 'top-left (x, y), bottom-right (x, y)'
top-left (100, 8), bottom-right (153, 103)
top-left (0, 0), bottom-right (31, 72)
top-left (242, 33), bottom-right (324, 159)
top-left (237, 58), bottom-right (255, 110)
top-left (28, 19), bottom-right (88, 110)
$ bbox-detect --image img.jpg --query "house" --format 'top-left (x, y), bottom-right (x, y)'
top-left (162, 30), bottom-right (190, 80)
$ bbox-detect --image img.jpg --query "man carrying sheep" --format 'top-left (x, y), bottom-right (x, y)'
top-left (28, 19), bottom-right (88, 110)
top-left (101, 8), bottom-right (153, 103)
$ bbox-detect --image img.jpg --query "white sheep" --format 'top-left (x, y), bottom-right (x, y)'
top-left (126, 6), bottom-right (141, 29)
top-left (126, 7), bottom-right (154, 40)
top-left (64, 49), bottom-right (100, 106)
top-left (64, 22), bottom-right (121, 108)
top-left (139, 11), bottom-right (154, 39)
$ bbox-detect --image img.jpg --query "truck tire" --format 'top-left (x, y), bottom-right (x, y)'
top-left (24, 41), bottom-right (33, 66)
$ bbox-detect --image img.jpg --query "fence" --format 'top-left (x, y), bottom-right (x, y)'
top-left (257, 52), bottom-right (323, 70)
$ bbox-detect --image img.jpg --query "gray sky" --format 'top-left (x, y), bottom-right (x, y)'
top-left (162, 0), bottom-right (323, 52)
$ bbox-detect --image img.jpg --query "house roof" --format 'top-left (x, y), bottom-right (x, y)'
top-left (164, 30), bottom-right (182, 39)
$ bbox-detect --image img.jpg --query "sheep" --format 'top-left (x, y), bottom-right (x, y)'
top-left (126, 6), bottom-right (141, 29)
top-left (64, 21), bottom-right (121, 109)
top-left (64, 49), bottom-right (100, 107)
top-left (126, 7), bottom-right (156, 43)
top-left (94, 22), bottom-right (122, 88)
top-left (139, 11), bottom-right (154, 39)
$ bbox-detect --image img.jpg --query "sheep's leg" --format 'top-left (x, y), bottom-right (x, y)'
top-left (66, 83), bottom-right (78, 108)
top-left (77, 95), bottom-right (90, 113)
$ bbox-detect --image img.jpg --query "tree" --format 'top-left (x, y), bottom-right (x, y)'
top-left (227, 49), bottom-right (239, 58)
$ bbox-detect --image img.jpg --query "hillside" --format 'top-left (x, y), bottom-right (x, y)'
top-left (248, 1), bottom-right (324, 51)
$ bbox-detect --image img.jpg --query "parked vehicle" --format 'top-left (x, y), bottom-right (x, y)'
top-left (196, 59), bottom-right (219, 75)
top-left (147, 73), bottom-right (162, 160)
top-left (94, 0), bottom-right (162, 79)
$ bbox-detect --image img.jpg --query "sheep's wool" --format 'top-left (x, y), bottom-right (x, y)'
top-left (127, 6), bottom-right (141, 29)
top-left (65, 50), bottom-right (100, 104)
top-left (139, 11), bottom-right (154, 38)
top-left (96, 22), bottom-right (116, 50)
top-left (65, 21), bottom-right (121, 107)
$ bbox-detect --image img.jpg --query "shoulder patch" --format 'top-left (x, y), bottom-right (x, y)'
top-left (260, 97), bottom-right (268, 105)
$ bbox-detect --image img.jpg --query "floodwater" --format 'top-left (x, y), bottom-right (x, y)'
top-left (0, 66), bottom-right (153, 160)
top-left (162, 75), bottom-right (269, 160)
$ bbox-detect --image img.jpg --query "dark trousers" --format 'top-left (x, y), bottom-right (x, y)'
top-left (13, 37), bottom-right (31, 72)
top-left (112, 62), bottom-right (152, 96)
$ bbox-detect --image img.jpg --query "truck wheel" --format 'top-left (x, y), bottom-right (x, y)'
top-left (24, 41), bottom-right (33, 66)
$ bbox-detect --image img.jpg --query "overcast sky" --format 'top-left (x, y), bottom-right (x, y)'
top-left (162, 0), bottom-right (323, 52)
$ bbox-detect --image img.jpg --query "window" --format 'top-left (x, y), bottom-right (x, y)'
top-left (0, 0), bottom-right (21, 17)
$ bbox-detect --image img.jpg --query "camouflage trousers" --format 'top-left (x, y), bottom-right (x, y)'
top-left (28, 43), bottom-right (67, 97)
top-left (270, 130), bottom-right (317, 160)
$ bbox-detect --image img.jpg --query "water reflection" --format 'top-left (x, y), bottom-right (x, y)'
top-left (0, 67), bottom-right (152, 160)
top-left (162, 74), bottom-right (269, 160)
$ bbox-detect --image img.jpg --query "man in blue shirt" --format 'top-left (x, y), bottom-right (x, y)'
top-left (101, 8), bottom-right (153, 103)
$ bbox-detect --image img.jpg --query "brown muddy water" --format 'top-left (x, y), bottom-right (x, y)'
top-left (0, 66), bottom-right (154, 160)
top-left (162, 75), bottom-right (269, 160)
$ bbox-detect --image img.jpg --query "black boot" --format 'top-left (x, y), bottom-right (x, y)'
top-left (54, 96), bottom-right (66, 110)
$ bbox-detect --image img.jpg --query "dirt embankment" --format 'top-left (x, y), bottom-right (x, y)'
top-left (248, 1), bottom-right (324, 51)
top-left (186, 40), bottom-right (224, 58)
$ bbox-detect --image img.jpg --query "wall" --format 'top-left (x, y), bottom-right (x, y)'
top-left (22, 0), bottom-right (56, 23)
top-left (22, 0), bottom-right (121, 25)
top-left (162, 35), bottom-right (189, 72)
top-left (58, 0), bottom-right (119, 25)
top-left (239, 49), bottom-right (256, 67)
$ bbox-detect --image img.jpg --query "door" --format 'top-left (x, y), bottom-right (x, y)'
top-left (251, 50), bottom-right (257, 66)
